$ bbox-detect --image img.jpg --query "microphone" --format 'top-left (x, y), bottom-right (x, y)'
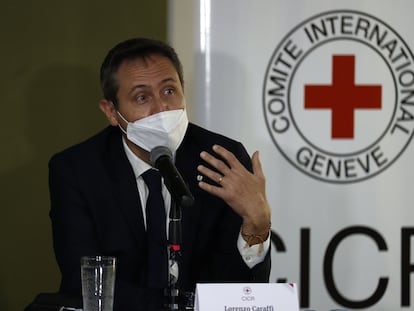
top-left (150, 146), bottom-right (194, 208)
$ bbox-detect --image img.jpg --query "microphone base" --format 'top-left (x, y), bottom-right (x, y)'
top-left (163, 289), bottom-right (195, 311)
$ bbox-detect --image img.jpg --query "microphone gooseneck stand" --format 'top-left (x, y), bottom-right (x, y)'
top-left (166, 193), bottom-right (195, 310)
top-left (166, 201), bottom-right (182, 310)
top-left (149, 146), bottom-right (194, 310)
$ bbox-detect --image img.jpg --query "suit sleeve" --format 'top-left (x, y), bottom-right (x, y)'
top-left (48, 153), bottom-right (100, 294)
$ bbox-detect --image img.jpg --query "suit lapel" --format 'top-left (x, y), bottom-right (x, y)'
top-left (105, 128), bottom-right (146, 243)
top-left (175, 124), bottom-right (207, 245)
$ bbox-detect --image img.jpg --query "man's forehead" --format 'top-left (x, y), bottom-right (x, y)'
top-left (114, 55), bottom-right (182, 95)
top-left (117, 55), bottom-right (178, 79)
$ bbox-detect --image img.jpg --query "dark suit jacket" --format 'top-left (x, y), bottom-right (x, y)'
top-left (49, 123), bottom-right (270, 311)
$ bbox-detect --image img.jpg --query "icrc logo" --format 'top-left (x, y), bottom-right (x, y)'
top-left (263, 10), bottom-right (414, 183)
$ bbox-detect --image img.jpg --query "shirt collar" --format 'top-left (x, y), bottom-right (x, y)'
top-left (121, 137), bottom-right (152, 179)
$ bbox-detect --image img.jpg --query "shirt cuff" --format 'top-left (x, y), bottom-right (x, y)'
top-left (237, 231), bottom-right (270, 269)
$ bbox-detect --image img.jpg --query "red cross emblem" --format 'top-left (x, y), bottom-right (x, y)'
top-left (263, 10), bottom-right (414, 183)
top-left (304, 55), bottom-right (382, 139)
top-left (243, 286), bottom-right (252, 295)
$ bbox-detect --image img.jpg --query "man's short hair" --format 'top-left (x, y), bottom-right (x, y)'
top-left (100, 38), bottom-right (184, 106)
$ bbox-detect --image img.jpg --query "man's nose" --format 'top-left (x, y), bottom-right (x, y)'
top-left (153, 96), bottom-right (169, 113)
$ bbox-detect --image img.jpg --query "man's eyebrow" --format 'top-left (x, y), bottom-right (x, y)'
top-left (159, 77), bottom-right (177, 86)
top-left (128, 84), bottom-right (148, 95)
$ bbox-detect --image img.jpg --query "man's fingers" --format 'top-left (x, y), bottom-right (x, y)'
top-left (200, 150), bottom-right (230, 174)
top-left (197, 164), bottom-right (224, 185)
top-left (211, 145), bottom-right (242, 169)
top-left (252, 150), bottom-right (265, 178)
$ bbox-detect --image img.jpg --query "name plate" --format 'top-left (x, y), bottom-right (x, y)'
top-left (194, 283), bottom-right (299, 311)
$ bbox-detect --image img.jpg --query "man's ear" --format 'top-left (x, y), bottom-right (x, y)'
top-left (99, 99), bottom-right (119, 126)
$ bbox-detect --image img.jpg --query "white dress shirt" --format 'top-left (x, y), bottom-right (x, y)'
top-left (122, 138), bottom-right (269, 268)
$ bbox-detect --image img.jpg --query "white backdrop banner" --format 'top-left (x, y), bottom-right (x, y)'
top-left (169, 1), bottom-right (414, 310)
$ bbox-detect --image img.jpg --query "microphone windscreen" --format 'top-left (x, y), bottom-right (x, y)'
top-left (150, 146), bottom-right (172, 165)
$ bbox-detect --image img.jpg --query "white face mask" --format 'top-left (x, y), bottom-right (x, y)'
top-left (117, 109), bottom-right (189, 153)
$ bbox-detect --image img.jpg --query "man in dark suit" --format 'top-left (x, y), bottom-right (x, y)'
top-left (49, 38), bottom-right (271, 311)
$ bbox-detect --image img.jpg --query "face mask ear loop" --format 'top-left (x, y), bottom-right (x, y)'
top-left (116, 110), bottom-right (129, 135)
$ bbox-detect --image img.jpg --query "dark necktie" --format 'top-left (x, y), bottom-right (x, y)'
top-left (141, 169), bottom-right (168, 289)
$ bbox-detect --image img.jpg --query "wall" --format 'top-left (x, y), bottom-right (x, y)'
top-left (169, 1), bottom-right (414, 309)
top-left (0, 1), bottom-right (167, 310)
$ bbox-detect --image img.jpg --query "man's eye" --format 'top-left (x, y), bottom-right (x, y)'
top-left (164, 88), bottom-right (174, 95)
top-left (136, 95), bottom-right (147, 102)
